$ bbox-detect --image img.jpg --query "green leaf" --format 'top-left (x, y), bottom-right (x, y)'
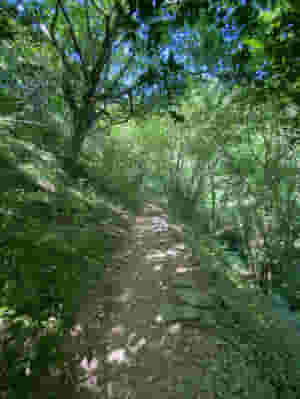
top-left (0, 307), bottom-right (9, 317)
top-left (244, 38), bottom-right (264, 50)
top-left (176, 288), bottom-right (215, 308)
top-left (0, 93), bottom-right (21, 115)
top-left (177, 305), bottom-right (202, 320)
top-left (173, 278), bottom-right (195, 288)
top-left (160, 303), bottom-right (179, 322)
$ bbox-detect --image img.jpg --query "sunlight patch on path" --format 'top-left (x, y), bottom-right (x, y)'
top-left (67, 203), bottom-right (218, 399)
top-left (145, 244), bottom-right (186, 262)
top-left (116, 287), bottom-right (135, 303)
top-left (136, 216), bottom-right (169, 233)
top-left (107, 348), bottom-right (130, 365)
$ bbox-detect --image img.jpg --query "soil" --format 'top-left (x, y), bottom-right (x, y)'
top-left (34, 202), bottom-right (219, 399)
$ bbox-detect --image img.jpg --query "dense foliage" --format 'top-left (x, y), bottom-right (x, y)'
top-left (1, 0), bottom-right (300, 398)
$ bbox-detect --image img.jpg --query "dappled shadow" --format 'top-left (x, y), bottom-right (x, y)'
top-left (42, 202), bottom-right (217, 399)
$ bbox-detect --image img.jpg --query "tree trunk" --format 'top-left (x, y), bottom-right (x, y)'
top-left (61, 122), bottom-right (88, 177)
top-left (70, 128), bottom-right (86, 163)
top-left (67, 104), bottom-right (97, 170)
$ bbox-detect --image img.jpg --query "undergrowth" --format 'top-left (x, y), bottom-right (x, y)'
top-left (161, 222), bottom-right (300, 398)
top-left (0, 131), bottom-right (143, 398)
top-left (149, 82), bottom-right (300, 398)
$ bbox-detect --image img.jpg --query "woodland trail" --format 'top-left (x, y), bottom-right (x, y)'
top-left (38, 202), bottom-right (219, 398)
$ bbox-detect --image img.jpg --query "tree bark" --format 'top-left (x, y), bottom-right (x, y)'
top-left (70, 127), bottom-right (86, 163)
top-left (68, 103), bottom-right (98, 166)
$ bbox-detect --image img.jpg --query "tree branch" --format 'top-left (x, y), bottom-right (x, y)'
top-left (57, 0), bottom-right (89, 82)
top-left (93, 79), bottom-right (140, 104)
top-left (86, 5), bottom-right (123, 100)
top-left (84, 0), bottom-right (93, 42)
top-left (49, 1), bottom-right (78, 113)
top-left (86, 14), bottom-right (113, 99)
top-left (128, 90), bottom-right (134, 113)
top-left (90, 0), bottom-right (106, 15)
top-left (49, 2), bottom-right (74, 77)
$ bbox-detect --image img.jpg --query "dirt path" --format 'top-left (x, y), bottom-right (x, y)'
top-left (58, 202), bottom-right (218, 398)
